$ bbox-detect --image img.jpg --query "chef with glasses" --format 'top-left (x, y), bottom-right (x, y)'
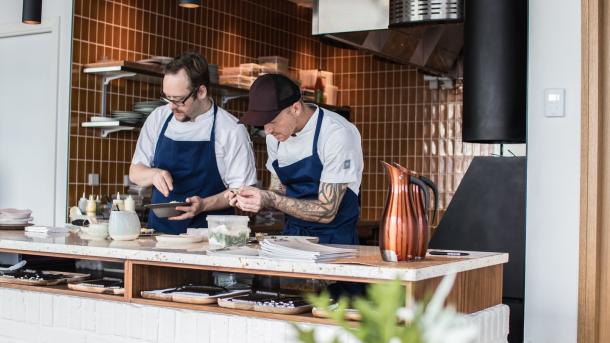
top-left (129, 52), bottom-right (256, 234)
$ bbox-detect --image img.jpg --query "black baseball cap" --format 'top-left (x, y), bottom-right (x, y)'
top-left (239, 74), bottom-right (301, 126)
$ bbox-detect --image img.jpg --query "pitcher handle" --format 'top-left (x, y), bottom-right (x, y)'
top-left (419, 176), bottom-right (439, 226)
top-left (409, 176), bottom-right (429, 214)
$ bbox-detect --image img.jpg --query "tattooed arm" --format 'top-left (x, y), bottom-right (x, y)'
top-left (268, 174), bottom-right (286, 195)
top-left (236, 182), bottom-right (348, 224)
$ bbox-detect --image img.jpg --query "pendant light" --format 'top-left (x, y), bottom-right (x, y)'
top-left (179, 0), bottom-right (201, 8)
top-left (22, 0), bottom-right (42, 25)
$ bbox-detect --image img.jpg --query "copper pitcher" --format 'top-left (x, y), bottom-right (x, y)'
top-left (379, 162), bottom-right (438, 262)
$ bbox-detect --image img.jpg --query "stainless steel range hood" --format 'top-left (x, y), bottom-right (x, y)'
top-left (312, 0), bottom-right (463, 77)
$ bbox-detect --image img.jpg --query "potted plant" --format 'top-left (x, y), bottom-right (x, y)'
top-left (293, 273), bottom-right (477, 343)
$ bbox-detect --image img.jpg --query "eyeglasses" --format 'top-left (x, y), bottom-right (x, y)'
top-left (160, 88), bottom-right (197, 106)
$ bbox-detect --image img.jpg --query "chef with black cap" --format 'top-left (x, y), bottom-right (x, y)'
top-left (229, 74), bottom-right (363, 245)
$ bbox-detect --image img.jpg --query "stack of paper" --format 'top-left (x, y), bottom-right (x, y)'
top-left (259, 237), bottom-right (357, 262)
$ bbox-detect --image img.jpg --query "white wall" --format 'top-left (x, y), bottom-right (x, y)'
top-left (0, 1), bottom-right (72, 226)
top-left (525, 0), bottom-right (581, 342)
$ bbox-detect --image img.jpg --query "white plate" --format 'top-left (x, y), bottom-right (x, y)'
top-left (0, 217), bottom-right (33, 224)
top-left (155, 234), bottom-right (205, 244)
top-left (90, 116), bottom-right (116, 122)
top-left (110, 234), bottom-right (140, 241)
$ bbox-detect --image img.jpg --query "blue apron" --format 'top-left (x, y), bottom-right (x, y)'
top-left (148, 104), bottom-right (233, 234)
top-left (272, 108), bottom-right (360, 245)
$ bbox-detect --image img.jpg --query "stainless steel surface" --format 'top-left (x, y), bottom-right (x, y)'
top-left (389, 0), bottom-right (463, 24)
top-left (313, 0), bottom-right (463, 77)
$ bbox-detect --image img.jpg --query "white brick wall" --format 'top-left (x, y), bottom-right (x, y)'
top-left (0, 288), bottom-right (508, 343)
top-left (0, 289), bottom-right (344, 343)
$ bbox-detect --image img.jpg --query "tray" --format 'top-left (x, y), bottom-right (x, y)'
top-left (0, 270), bottom-right (90, 286)
top-left (218, 292), bottom-right (312, 314)
top-left (312, 305), bottom-right (362, 321)
top-left (67, 278), bottom-right (124, 295)
top-left (141, 285), bottom-right (249, 305)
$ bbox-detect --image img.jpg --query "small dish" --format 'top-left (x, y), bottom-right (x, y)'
top-left (145, 202), bottom-right (189, 218)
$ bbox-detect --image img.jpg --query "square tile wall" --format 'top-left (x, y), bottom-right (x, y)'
top-left (69, 0), bottom-right (494, 223)
top-left (320, 48), bottom-right (496, 222)
top-left (70, 0), bottom-right (318, 210)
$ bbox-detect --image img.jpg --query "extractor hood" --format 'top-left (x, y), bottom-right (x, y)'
top-left (312, 0), bottom-right (464, 77)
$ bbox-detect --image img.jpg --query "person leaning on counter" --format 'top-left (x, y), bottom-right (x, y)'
top-left (229, 74), bottom-right (364, 245)
top-left (129, 52), bottom-right (257, 234)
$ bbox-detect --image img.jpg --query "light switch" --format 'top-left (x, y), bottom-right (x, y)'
top-left (87, 173), bottom-right (99, 186)
top-left (544, 88), bottom-right (565, 117)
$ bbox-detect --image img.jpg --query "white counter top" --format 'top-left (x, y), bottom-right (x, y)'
top-left (0, 231), bottom-right (508, 282)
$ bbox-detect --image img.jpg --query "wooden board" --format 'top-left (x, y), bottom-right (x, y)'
top-left (217, 297), bottom-right (256, 310)
top-left (311, 307), bottom-right (362, 321)
top-left (67, 282), bottom-right (125, 295)
top-left (253, 303), bottom-right (313, 315)
top-left (0, 271), bottom-right (89, 286)
top-left (141, 288), bottom-right (249, 305)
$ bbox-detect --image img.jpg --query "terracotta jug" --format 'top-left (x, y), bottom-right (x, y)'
top-left (379, 162), bottom-right (438, 262)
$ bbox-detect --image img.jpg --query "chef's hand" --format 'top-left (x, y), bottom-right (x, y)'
top-left (169, 196), bottom-right (204, 220)
top-left (234, 186), bottom-right (269, 213)
top-left (152, 169), bottom-right (173, 197)
top-left (225, 188), bottom-right (240, 208)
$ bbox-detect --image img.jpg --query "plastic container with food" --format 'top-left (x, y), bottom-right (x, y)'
top-left (258, 56), bottom-right (289, 75)
top-left (239, 63), bottom-right (263, 76)
top-left (207, 215), bottom-right (250, 248)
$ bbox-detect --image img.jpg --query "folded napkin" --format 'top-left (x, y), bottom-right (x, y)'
top-left (25, 226), bottom-right (69, 234)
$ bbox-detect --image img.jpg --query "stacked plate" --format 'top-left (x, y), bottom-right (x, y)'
top-left (133, 100), bottom-right (164, 115)
top-left (0, 208), bottom-right (33, 227)
top-left (137, 56), bottom-right (173, 66)
top-left (111, 111), bottom-right (147, 125)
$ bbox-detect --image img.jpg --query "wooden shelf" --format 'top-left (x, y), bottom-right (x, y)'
top-left (0, 283), bottom-right (126, 302)
top-left (132, 297), bottom-right (336, 325)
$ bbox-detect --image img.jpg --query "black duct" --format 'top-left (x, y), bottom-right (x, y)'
top-left (462, 0), bottom-right (527, 143)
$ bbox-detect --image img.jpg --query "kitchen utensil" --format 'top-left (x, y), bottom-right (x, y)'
top-left (108, 211), bottom-right (141, 240)
top-left (145, 202), bottom-right (189, 218)
top-left (379, 162), bottom-right (439, 261)
top-left (0, 260), bottom-right (27, 274)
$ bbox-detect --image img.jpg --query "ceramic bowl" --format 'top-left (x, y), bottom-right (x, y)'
top-left (80, 222), bottom-right (109, 239)
top-left (108, 211), bottom-right (141, 241)
top-left (145, 202), bottom-right (189, 218)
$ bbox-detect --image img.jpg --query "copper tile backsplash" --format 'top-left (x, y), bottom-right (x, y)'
top-left (68, 0), bottom-right (494, 222)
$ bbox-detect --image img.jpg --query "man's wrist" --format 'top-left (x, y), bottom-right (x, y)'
top-left (261, 191), bottom-right (275, 209)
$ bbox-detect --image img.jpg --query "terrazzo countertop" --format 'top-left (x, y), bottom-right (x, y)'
top-left (0, 231), bottom-right (508, 282)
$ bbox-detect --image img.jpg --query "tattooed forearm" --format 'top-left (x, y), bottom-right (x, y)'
top-left (268, 174), bottom-right (286, 195)
top-left (261, 182), bottom-right (348, 224)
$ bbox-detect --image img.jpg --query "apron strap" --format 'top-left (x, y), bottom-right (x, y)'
top-left (209, 103), bottom-right (218, 142)
top-left (152, 113), bottom-right (174, 168)
top-left (311, 108), bottom-right (324, 156)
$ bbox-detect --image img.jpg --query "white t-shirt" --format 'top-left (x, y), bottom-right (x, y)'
top-left (132, 103), bottom-right (257, 188)
top-left (265, 106), bottom-right (363, 194)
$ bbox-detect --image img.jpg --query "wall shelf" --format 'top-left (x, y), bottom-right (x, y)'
top-left (81, 121), bottom-right (137, 137)
top-left (82, 60), bottom-right (350, 137)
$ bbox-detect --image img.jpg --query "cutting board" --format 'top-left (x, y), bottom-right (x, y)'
top-left (67, 279), bottom-right (124, 295)
top-left (0, 271), bottom-right (89, 286)
top-left (141, 287), bottom-right (249, 305)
